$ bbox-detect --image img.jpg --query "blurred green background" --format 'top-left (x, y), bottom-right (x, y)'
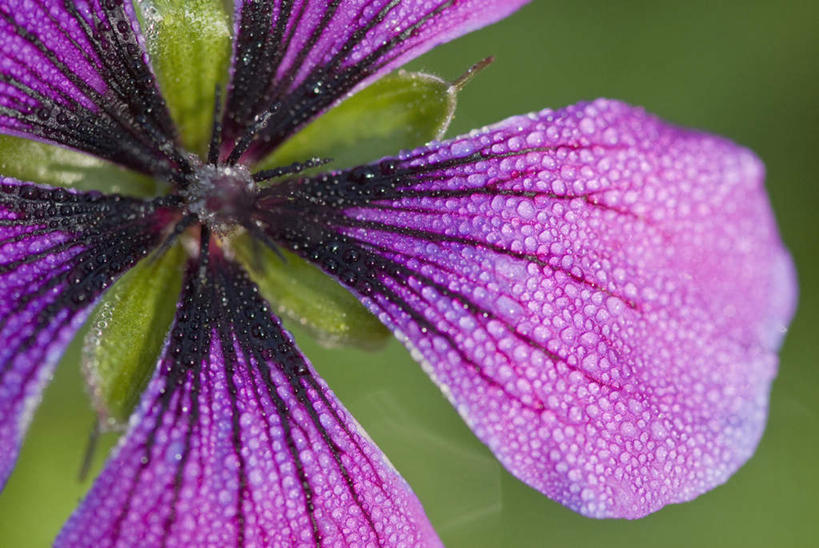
top-left (1, 1), bottom-right (817, 546)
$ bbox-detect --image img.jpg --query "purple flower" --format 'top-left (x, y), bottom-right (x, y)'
top-left (0, 0), bottom-right (797, 545)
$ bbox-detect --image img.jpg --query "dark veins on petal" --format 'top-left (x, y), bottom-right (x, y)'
top-left (222, 0), bottom-right (457, 164)
top-left (0, 0), bottom-right (189, 182)
top-left (0, 176), bottom-right (175, 486)
top-left (0, 181), bottom-right (175, 360)
top-left (250, 148), bottom-right (635, 412)
top-left (0, 180), bottom-right (175, 373)
top-left (100, 251), bottom-right (389, 546)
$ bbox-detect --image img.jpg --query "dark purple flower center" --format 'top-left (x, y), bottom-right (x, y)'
top-left (181, 163), bottom-right (256, 234)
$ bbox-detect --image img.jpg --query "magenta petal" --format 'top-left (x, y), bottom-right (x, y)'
top-left (258, 99), bottom-right (797, 518)
top-left (58, 256), bottom-right (440, 547)
top-left (223, 0), bottom-right (529, 162)
top-left (0, 178), bottom-right (172, 489)
top-left (0, 1), bottom-right (185, 178)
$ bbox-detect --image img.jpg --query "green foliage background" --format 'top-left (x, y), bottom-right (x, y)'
top-left (1, 1), bottom-right (817, 546)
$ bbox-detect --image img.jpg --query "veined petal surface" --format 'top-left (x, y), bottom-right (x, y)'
top-left (0, 0), bottom-right (188, 180)
top-left (59, 255), bottom-right (440, 547)
top-left (256, 99), bottom-right (797, 518)
top-left (222, 0), bottom-right (529, 163)
top-left (0, 178), bottom-right (173, 488)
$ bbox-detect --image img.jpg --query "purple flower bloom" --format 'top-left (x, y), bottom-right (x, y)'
top-left (0, 0), bottom-right (797, 545)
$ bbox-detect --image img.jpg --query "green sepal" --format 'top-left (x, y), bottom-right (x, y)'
top-left (258, 71), bottom-right (457, 172)
top-left (135, 0), bottom-right (232, 157)
top-left (0, 135), bottom-right (158, 196)
top-left (232, 234), bottom-right (390, 350)
top-left (83, 244), bottom-right (186, 428)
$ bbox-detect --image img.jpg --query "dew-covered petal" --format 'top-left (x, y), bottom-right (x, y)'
top-left (221, 0), bottom-right (529, 164)
top-left (0, 0), bottom-right (189, 180)
top-left (0, 178), bottom-right (175, 489)
top-left (58, 255), bottom-right (440, 547)
top-left (256, 99), bottom-right (797, 518)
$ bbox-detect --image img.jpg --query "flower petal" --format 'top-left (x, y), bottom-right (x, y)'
top-left (0, 0), bottom-right (188, 180)
top-left (221, 0), bottom-right (529, 164)
top-left (58, 254), bottom-right (440, 547)
top-left (256, 99), bottom-right (797, 518)
top-left (0, 178), bottom-right (174, 488)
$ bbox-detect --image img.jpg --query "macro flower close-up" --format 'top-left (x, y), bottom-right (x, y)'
top-left (0, 0), bottom-right (809, 546)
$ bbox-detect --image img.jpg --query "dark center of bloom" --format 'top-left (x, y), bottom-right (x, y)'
top-left (181, 163), bottom-right (256, 234)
